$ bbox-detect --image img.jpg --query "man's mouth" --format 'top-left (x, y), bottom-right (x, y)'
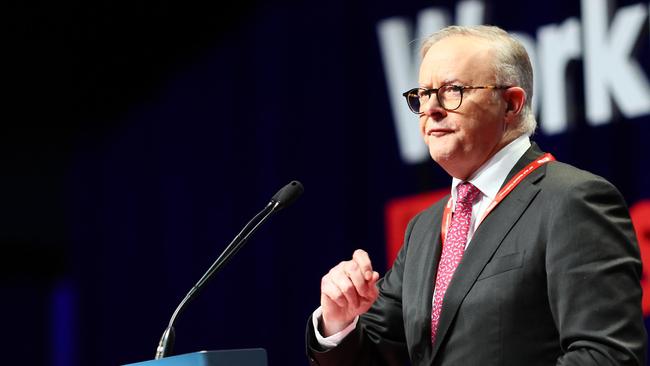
top-left (427, 128), bottom-right (454, 137)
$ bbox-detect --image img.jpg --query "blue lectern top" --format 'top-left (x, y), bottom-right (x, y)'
top-left (122, 348), bottom-right (267, 366)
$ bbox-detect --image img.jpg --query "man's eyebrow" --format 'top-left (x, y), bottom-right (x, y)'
top-left (441, 78), bottom-right (463, 85)
top-left (419, 78), bottom-right (464, 88)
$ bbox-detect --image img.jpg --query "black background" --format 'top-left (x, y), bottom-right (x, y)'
top-left (3, 1), bottom-right (649, 365)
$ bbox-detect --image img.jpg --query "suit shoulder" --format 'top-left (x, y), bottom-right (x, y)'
top-left (540, 161), bottom-right (629, 207)
top-left (543, 161), bottom-right (620, 192)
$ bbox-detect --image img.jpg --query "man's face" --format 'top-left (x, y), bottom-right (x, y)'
top-left (418, 35), bottom-right (513, 179)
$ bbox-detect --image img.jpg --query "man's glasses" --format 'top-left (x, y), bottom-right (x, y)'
top-left (402, 84), bottom-right (510, 114)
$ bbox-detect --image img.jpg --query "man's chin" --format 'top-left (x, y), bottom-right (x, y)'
top-left (428, 144), bottom-right (456, 163)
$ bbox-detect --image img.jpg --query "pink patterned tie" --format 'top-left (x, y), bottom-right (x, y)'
top-left (431, 182), bottom-right (481, 344)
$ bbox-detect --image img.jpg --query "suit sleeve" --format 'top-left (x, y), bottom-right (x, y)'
top-left (546, 174), bottom-right (647, 366)
top-left (305, 212), bottom-right (421, 366)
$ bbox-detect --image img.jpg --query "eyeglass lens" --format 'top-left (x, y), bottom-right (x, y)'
top-left (406, 85), bottom-right (462, 113)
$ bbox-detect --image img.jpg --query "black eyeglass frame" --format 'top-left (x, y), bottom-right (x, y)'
top-left (401, 84), bottom-right (511, 114)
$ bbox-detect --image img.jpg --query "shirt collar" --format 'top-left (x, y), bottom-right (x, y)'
top-left (451, 135), bottom-right (531, 203)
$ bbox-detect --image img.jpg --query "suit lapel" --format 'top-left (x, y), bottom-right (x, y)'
top-left (429, 144), bottom-right (548, 359)
top-left (394, 197), bottom-right (447, 362)
top-left (416, 203), bottom-right (444, 356)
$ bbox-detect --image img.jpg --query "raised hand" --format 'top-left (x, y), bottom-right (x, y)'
top-left (320, 249), bottom-right (380, 336)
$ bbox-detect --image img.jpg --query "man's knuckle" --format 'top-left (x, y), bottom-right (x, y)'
top-left (346, 261), bottom-right (358, 271)
top-left (341, 282), bottom-right (355, 293)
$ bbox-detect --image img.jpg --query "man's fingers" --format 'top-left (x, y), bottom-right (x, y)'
top-left (364, 271), bottom-right (380, 300)
top-left (352, 249), bottom-right (374, 280)
top-left (372, 271), bottom-right (380, 283)
top-left (344, 260), bottom-right (373, 298)
top-left (356, 271), bottom-right (380, 302)
top-left (321, 275), bottom-right (348, 308)
top-left (320, 251), bottom-right (379, 313)
top-left (330, 266), bottom-right (361, 309)
top-left (346, 250), bottom-right (378, 299)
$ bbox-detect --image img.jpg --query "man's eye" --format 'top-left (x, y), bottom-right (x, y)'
top-left (443, 86), bottom-right (462, 94)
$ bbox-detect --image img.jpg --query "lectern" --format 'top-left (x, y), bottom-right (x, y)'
top-left (122, 348), bottom-right (267, 366)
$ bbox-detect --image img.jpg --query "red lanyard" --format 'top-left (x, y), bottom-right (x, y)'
top-left (440, 153), bottom-right (555, 243)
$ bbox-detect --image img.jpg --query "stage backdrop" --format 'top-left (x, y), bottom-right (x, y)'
top-left (2, 0), bottom-right (649, 365)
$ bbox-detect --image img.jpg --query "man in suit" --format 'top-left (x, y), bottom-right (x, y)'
top-left (306, 25), bottom-right (646, 365)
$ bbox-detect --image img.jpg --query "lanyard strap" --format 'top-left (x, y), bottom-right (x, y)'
top-left (441, 153), bottom-right (556, 243)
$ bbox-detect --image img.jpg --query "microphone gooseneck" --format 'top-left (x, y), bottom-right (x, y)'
top-left (154, 180), bottom-right (303, 359)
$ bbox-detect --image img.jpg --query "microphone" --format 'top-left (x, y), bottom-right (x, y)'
top-left (154, 180), bottom-right (304, 359)
top-left (270, 180), bottom-right (304, 211)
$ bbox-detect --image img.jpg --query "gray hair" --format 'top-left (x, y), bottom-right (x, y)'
top-left (421, 25), bottom-right (537, 137)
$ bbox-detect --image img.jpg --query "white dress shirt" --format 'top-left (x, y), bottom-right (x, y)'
top-left (313, 135), bottom-right (532, 347)
top-left (450, 135), bottom-right (531, 245)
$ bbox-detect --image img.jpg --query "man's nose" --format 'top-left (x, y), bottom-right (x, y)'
top-left (421, 96), bottom-right (447, 121)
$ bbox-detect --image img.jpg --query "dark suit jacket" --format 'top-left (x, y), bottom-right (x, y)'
top-left (307, 144), bottom-right (647, 366)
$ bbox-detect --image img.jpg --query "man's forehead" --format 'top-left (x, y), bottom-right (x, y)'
top-left (419, 36), bottom-right (495, 85)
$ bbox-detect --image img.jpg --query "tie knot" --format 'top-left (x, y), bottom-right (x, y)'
top-left (456, 182), bottom-right (481, 205)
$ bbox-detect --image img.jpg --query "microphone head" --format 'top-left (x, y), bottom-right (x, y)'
top-left (271, 180), bottom-right (304, 210)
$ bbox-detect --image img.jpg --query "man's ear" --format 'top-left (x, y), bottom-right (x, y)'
top-left (503, 87), bottom-right (526, 123)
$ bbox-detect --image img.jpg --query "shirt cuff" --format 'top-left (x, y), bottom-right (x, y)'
top-left (311, 307), bottom-right (359, 349)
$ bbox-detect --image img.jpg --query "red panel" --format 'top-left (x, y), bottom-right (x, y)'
top-left (630, 200), bottom-right (650, 316)
top-left (384, 189), bottom-right (449, 268)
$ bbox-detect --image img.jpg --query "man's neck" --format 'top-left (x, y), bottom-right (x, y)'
top-left (451, 134), bottom-right (531, 200)
top-left (447, 133), bottom-right (521, 180)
